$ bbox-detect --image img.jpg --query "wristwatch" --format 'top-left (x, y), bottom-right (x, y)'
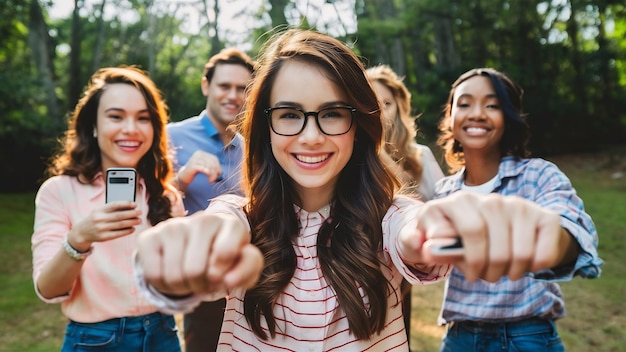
top-left (62, 235), bottom-right (93, 261)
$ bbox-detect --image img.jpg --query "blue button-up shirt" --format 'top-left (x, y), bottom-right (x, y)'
top-left (167, 111), bottom-right (244, 214)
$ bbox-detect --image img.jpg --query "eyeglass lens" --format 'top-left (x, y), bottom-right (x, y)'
top-left (268, 107), bottom-right (353, 136)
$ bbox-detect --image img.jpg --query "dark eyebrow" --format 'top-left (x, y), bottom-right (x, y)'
top-left (104, 108), bottom-right (125, 113)
top-left (457, 93), bottom-right (498, 100)
top-left (104, 107), bottom-right (150, 114)
top-left (272, 101), bottom-right (351, 109)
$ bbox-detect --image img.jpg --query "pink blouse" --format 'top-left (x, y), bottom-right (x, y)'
top-left (32, 173), bottom-right (185, 323)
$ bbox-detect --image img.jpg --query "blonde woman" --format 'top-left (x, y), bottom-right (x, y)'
top-left (366, 64), bottom-right (444, 201)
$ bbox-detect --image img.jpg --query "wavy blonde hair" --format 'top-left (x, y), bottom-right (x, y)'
top-left (366, 64), bottom-right (423, 190)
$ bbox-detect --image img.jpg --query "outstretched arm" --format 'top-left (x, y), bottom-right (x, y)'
top-left (398, 191), bottom-right (580, 282)
top-left (136, 210), bottom-right (263, 298)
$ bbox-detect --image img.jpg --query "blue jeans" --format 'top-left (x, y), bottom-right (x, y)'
top-left (440, 318), bottom-right (565, 352)
top-left (61, 312), bottom-right (181, 352)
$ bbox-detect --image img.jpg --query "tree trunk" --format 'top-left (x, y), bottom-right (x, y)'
top-left (68, 0), bottom-right (83, 111)
top-left (27, 0), bottom-right (61, 131)
top-left (268, 0), bottom-right (289, 28)
top-left (90, 0), bottom-right (107, 73)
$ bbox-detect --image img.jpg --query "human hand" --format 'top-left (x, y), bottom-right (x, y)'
top-left (177, 151), bottom-right (222, 187)
top-left (164, 184), bottom-right (187, 218)
top-left (136, 211), bottom-right (263, 297)
top-left (68, 201), bottom-right (141, 251)
top-left (400, 191), bottom-right (563, 282)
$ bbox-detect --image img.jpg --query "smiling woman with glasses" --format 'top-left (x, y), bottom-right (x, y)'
top-left (133, 29), bottom-right (584, 352)
top-left (265, 105), bottom-right (356, 136)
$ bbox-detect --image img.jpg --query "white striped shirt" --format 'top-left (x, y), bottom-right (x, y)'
top-left (138, 194), bottom-right (451, 352)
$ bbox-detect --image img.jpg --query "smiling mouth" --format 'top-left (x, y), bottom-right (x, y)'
top-left (295, 154), bottom-right (330, 164)
top-left (464, 127), bottom-right (489, 133)
top-left (117, 141), bottom-right (141, 147)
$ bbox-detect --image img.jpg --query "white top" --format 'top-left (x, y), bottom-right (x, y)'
top-left (461, 174), bottom-right (498, 195)
top-left (415, 144), bottom-right (445, 201)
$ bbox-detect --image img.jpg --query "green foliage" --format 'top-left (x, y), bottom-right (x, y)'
top-left (1, 0), bottom-right (626, 191)
top-left (359, 0), bottom-right (626, 154)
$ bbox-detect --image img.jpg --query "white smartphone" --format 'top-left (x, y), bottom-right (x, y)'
top-left (429, 237), bottom-right (464, 256)
top-left (105, 168), bottom-right (137, 203)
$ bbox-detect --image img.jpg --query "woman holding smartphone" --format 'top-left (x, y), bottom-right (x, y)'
top-left (31, 66), bottom-right (185, 351)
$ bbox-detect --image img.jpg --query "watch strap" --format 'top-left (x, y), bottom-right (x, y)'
top-left (62, 234), bottom-right (93, 261)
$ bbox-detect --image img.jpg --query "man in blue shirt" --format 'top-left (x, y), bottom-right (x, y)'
top-left (168, 48), bottom-right (255, 352)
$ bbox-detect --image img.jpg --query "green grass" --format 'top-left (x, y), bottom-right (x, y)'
top-left (0, 193), bottom-right (66, 352)
top-left (0, 145), bottom-right (624, 351)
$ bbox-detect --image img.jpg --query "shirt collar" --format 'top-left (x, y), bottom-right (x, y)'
top-left (294, 204), bottom-right (331, 222)
top-left (200, 110), bottom-right (220, 140)
top-left (200, 110), bottom-right (243, 149)
top-left (454, 156), bottom-right (525, 191)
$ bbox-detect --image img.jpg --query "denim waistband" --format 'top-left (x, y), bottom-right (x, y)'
top-left (70, 311), bottom-right (172, 332)
top-left (453, 317), bottom-right (555, 335)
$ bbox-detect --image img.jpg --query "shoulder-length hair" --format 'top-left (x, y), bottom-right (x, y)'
top-left (47, 66), bottom-right (175, 225)
top-left (240, 28), bottom-right (400, 340)
top-left (437, 67), bottom-right (530, 173)
top-left (366, 64), bottom-right (423, 190)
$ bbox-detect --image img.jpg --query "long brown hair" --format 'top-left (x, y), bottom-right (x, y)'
top-left (437, 67), bottom-right (530, 173)
top-left (47, 66), bottom-right (175, 225)
top-left (240, 29), bottom-right (400, 340)
top-left (366, 64), bottom-right (423, 191)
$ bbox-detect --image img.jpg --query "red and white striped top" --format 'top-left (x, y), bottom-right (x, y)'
top-left (138, 194), bottom-right (451, 352)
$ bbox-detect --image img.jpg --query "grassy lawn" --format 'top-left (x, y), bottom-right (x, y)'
top-left (0, 193), bottom-right (66, 352)
top-left (0, 145), bottom-right (624, 351)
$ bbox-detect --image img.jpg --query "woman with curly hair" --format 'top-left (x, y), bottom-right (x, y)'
top-left (32, 66), bottom-right (185, 351)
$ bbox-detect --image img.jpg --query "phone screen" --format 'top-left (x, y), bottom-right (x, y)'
top-left (106, 168), bottom-right (137, 203)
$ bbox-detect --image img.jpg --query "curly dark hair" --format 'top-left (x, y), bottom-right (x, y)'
top-left (47, 66), bottom-right (175, 225)
top-left (437, 67), bottom-right (530, 173)
top-left (239, 29), bottom-right (401, 340)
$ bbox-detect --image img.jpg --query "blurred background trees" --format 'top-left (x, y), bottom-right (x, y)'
top-left (2, 0), bottom-right (625, 191)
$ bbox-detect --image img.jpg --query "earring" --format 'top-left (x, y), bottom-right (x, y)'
top-left (93, 128), bottom-right (97, 138)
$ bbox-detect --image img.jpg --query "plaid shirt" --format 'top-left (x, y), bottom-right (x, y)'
top-left (434, 156), bottom-right (602, 324)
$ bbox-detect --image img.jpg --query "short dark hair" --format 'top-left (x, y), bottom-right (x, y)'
top-left (203, 48), bottom-right (256, 82)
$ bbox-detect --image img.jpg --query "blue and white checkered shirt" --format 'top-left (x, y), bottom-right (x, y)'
top-left (434, 156), bottom-right (602, 324)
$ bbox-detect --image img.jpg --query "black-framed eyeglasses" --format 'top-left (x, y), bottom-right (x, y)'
top-left (264, 106), bottom-right (356, 136)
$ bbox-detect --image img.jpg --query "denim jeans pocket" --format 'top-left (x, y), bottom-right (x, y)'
top-left (509, 330), bottom-right (565, 352)
top-left (62, 322), bottom-right (118, 351)
top-left (507, 319), bottom-right (564, 352)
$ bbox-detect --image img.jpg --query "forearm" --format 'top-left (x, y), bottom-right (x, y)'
top-left (36, 229), bottom-right (92, 299)
top-left (554, 227), bottom-right (580, 269)
top-left (36, 247), bottom-right (85, 299)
